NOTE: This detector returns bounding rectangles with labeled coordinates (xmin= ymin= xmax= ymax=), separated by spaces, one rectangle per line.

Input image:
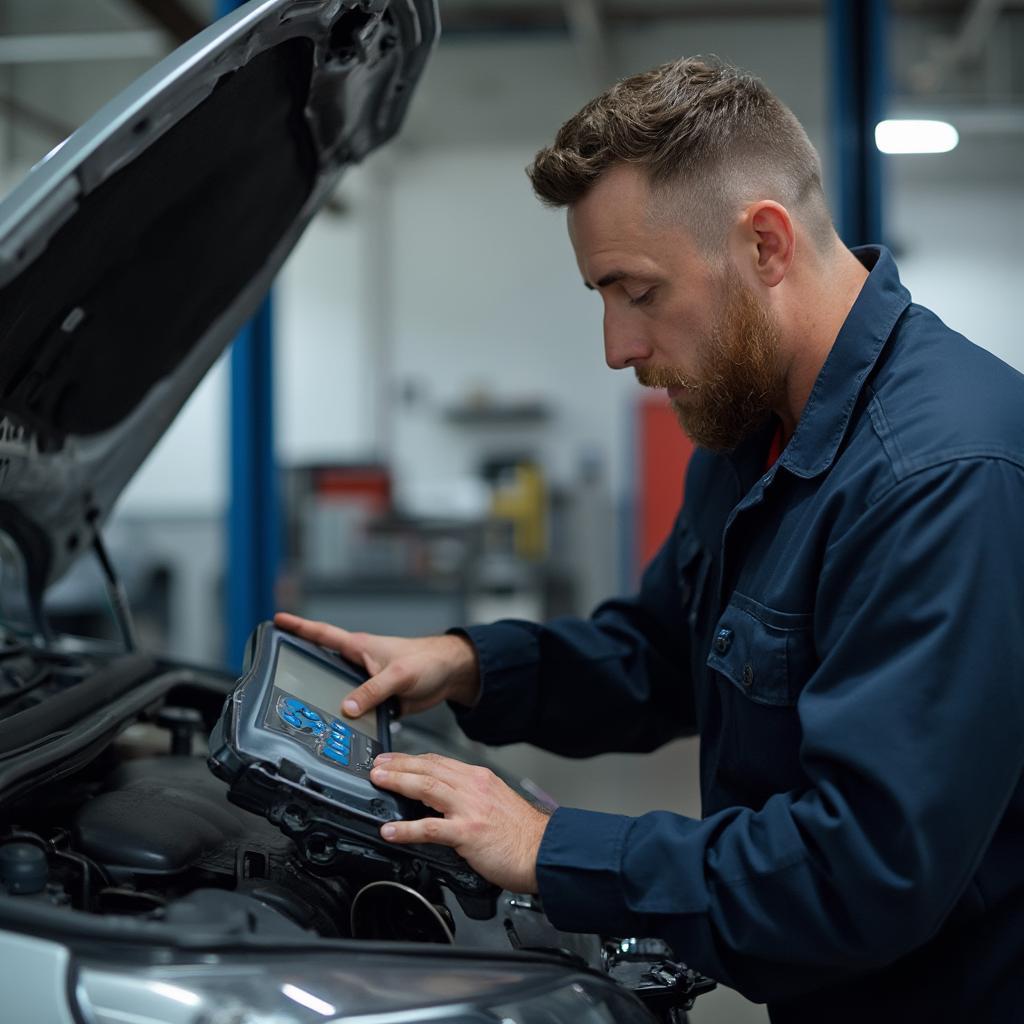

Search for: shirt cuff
xmin=445 ymin=622 xmax=540 ymax=745
xmin=535 ymin=806 xmax=645 ymax=936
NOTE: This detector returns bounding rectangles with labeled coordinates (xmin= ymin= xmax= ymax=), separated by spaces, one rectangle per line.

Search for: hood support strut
xmin=91 ymin=531 xmax=138 ymax=653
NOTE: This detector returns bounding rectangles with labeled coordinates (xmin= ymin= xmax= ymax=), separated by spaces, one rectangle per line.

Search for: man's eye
xmin=628 ymin=289 xmax=655 ymax=307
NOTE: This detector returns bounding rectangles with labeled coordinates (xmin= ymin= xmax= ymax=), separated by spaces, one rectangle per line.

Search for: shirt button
xmin=713 ymin=628 xmax=733 ymax=655
xmin=742 ymin=663 xmax=755 ymax=688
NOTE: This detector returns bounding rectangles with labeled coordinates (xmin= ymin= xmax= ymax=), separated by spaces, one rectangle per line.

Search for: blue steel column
xmin=219 ymin=0 xmax=280 ymax=667
xmin=829 ymin=0 xmax=888 ymax=247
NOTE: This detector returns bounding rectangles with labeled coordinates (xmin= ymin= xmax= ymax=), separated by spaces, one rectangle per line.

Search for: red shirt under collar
xmin=766 ymin=421 xmax=785 ymax=472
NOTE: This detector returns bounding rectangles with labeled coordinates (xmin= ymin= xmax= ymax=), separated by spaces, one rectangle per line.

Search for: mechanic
xmin=278 ymin=57 xmax=1024 ymax=1022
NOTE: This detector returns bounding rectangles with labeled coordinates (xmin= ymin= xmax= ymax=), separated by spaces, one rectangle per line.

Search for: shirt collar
xmin=774 ymin=244 xmax=912 ymax=480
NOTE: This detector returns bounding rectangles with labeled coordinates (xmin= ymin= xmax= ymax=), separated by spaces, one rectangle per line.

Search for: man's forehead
xmin=568 ymin=177 xmax=705 ymax=284
xmin=569 ymin=167 xmax=705 ymax=251
xmin=568 ymin=164 xmax=651 ymax=238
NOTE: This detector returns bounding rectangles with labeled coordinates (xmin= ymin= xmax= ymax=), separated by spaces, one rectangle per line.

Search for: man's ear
xmin=734 ymin=200 xmax=795 ymax=288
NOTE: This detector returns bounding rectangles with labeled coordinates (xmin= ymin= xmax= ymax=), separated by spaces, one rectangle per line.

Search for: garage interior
xmin=0 ymin=2 xmax=1021 ymax=1020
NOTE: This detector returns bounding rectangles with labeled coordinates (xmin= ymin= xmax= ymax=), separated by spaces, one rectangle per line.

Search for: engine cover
xmin=72 ymin=755 xmax=290 ymax=876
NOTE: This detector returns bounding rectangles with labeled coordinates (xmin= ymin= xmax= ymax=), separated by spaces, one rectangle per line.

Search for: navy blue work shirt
xmin=454 ymin=247 xmax=1024 ymax=1022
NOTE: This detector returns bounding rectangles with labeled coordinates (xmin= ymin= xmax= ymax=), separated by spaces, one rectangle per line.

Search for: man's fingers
xmin=274 ymin=612 xmax=353 ymax=652
xmin=274 ymin=612 xmax=338 ymax=642
xmin=274 ymin=613 xmax=377 ymax=672
xmin=342 ymin=661 xmax=413 ymax=717
xmin=274 ymin=614 xmax=419 ymax=719
xmin=370 ymin=763 xmax=457 ymax=812
xmin=372 ymin=749 xmax=460 ymax=778
xmin=371 ymin=752 xmax=470 ymax=789
xmin=379 ymin=815 xmax=457 ymax=847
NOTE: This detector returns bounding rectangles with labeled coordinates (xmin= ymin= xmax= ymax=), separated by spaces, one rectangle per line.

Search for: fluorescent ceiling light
xmin=875 ymin=119 xmax=959 ymax=154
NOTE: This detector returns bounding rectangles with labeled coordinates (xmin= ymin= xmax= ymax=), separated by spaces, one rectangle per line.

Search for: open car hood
xmin=0 ymin=0 xmax=437 ymax=613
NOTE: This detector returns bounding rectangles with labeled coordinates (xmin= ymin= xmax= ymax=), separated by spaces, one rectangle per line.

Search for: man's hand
xmin=273 ymin=612 xmax=480 ymax=719
xmin=370 ymin=752 xmax=550 ymax=894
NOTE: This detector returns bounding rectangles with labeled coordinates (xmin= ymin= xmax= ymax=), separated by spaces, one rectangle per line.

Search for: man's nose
xmin=603 ymin=309 xmax=653 ymax=369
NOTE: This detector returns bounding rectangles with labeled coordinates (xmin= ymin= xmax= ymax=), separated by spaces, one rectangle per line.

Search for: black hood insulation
xmin=0 ymin=39 xmax=317 ymax=445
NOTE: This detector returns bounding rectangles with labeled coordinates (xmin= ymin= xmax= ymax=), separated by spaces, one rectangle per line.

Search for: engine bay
xmin=0 ymin=645 xmax=714 ymax=1019
xmin=0 ymin=645 xmax=599 ymax=953
xmin=0 ymin=660 xmax=538 ymax=946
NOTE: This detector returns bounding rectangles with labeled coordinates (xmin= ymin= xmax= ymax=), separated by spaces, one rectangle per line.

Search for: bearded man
xmin=278 ymin=58 xmax=1024 ymax=1023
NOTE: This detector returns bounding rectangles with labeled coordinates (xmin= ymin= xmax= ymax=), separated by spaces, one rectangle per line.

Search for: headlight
xmin=75 ymin=951 xmax=655 ymax=1024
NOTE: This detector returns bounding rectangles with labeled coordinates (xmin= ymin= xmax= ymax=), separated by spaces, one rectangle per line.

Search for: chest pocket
xmin=705 ymin=593 xmax=817 ymax=801
xmin=706 ymin=592 xmax=816 ymax=706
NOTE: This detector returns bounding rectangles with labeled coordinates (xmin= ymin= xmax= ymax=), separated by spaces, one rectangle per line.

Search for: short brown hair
xmin=528 ymin=57 xmax=835 ymax=254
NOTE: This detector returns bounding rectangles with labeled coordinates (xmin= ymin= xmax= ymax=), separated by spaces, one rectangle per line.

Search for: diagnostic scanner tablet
xmin=208 ymin=622 xmax=497 ymax=918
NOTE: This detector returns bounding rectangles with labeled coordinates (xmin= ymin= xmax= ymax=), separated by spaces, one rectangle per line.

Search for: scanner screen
xmin=273 ymin=643 xmax=379 ymax=741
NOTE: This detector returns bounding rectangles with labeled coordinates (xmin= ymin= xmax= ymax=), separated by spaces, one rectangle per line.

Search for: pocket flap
xmin=706 ymin=593 xmax=814 ymax=707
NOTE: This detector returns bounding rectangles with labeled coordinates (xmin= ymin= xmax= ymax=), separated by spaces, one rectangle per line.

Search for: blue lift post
xmin=218 ymin=0 xmax=281 ymax=668
xmin=829 ymin=0 xmax=888 ymax=247
xmin=226 ymin=297 xmax=280 ymax=670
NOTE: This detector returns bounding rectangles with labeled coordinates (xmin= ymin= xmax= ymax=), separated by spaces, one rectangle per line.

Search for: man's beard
xmin=635 ymin=269 xmax=787 ymax=453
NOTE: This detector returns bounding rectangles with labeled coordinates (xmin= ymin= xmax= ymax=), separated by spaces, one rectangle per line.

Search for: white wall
xmin=118 ymin=356 xmax=229 ymax=514
xmin=275 ymin=165 xmax=381 ymax=465
xmin=890 ymin=182 xmax=1024 ymax=373
xmin=388 ymin=144 xmax=630 ymax=500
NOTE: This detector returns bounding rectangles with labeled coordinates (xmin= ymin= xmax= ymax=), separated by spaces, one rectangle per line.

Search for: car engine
xmin=0 ymin=645 xmax=714 ymax=1020
xmin=0 ymin=643 xmax=581 ymax=947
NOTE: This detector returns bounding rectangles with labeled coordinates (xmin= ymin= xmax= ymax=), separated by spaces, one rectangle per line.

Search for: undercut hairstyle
xmin=528 ymin=56 xmax=836 ymax=257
